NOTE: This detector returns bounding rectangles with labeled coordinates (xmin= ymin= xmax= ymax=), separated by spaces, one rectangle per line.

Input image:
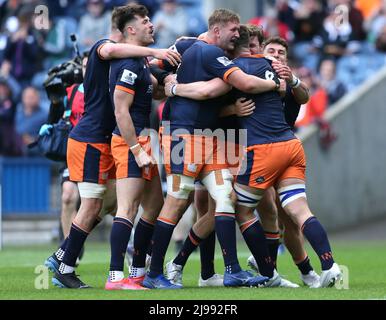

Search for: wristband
xmin=290 ymin=76 xmax=301 ymax=88
xmin=171 ymin=84 xmax=177 ymax=96
xmin=130 ymin=143 xmax=140 ymax=151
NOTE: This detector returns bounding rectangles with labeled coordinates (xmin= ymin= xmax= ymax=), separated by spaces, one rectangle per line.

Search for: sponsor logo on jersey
xmin=217 ymin=56 xmax=234 ymax=67
xmin=255 ymin=176 xmax=265 ymax=184
xmin=121 ymin=69 xmax=138 ymax=85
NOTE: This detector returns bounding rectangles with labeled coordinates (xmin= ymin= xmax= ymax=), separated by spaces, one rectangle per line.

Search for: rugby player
xmin=105 ymin=4 xmax=164 ymax=290
xmin=247 ymin=36 xmax=321 ymax=288
xmin=43 ymin=53 xmax=89 ymax=272
xmin=143 ymin=9 xmax=281 ymax=289
xmin=51 ymin=4 xmax=180 ymax=289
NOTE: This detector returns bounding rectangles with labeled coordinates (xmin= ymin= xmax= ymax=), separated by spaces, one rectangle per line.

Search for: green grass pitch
xmin=0 ymin=241 xmax=385 ymax=300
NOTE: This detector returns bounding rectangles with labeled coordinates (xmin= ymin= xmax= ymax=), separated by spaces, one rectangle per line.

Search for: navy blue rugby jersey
xmin=169 ymin=40 xmax=240 ymax=133
xmin=283 ymin=86 xmax=301 ymax=130
xmin=161 ymin=38 xmax=198 ymax=73
xmin=70 ymin=39 xmax=116 ymax=143
xmin=160 ymin=38 xmax=198 ymax=123
xmin=232 ymin=55 xmax=295 ymax=146
xmin=110 ymin=57 xmax=153 ymax=136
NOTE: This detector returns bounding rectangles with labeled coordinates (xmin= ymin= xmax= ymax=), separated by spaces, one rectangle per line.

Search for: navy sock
xmin=302 ymin=216 xmax=334 ymax=270
xmin=132 ymin=218 xmax=154 ymax=268
xmin=148 ymin=218 xmax=176 ymax=278
xmin=241 ymin=219 xmax=274 ymax=278
xmin=173 ymin=229 xmax=202 ymax=267
xmin=147 ymin=241 xmax=153 ymax=257
xmin=62 ymin=223 xmax=89 ymax=268
xmin=109 ymin=217 xmax=133 ymax=271
xmin=59 ymin=238 xmax=68 ymax=251
xmin=57 ymin=218 xmax=99 ymax=258
xmin=264 ymin=231 xmax=281 ymax=268
xmin=215 ymin=215 xmax=241 ymax=274
xmin=200 ymin=231 xmax=216 ymax=280
xmin=296 ymin=256 xmax=313 ymax=275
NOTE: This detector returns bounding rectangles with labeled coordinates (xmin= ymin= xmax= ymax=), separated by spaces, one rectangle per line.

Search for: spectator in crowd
xmin=249 ymin=6 xmax=293 ymax=42
xmin=0 ymin=76 xmax=21 ymax=155
xmin=312 ymin=6 xmax=353 ymax=63
xmin=342 ymin=0 xmax=367 ymax=41
xmin=318 ymin=58 xmax=347 ymax=105
xmin=15 ymin=86 xmax=47 ymax=155
xmin=291 ymin=0 xmax=327 ymax=70
xmin=0 ymin=0 xmax=22 ymax=32
xmin=276 ymin=0 xmax=296 ymax=31
xmin=138 ymin=0 xmax=160 ymax=19
xmin=152 ymin=0 xmax=188 ymax=48
xmin=293 ymin=0 xmax=326 ymax=43
xmin=375 ymin=23 xmax=386 ymax=52
xmin=295 ymin=67 xmax=328 ymax=130
xmin=45 ymin=0 xmax=81 ymax=19
xmin=0 ymin=6 xmax=41 ymax=89
xmin=38 ymin=15 xmax=73 ymax=70
xmin=78 ymin=0 xmax=111 ymax=51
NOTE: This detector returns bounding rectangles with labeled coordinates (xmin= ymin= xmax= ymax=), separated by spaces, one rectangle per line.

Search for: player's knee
xmin=277 ymin=184 xmax=306 ymax=208
xmin=234 ymin=183 xmax=262 ymax=209
xmin=166 ymin=174 xmax=195 ymax=200
xmin=78 ymin=182 xmax=107 ymax=199
xmin=201 ymin=169 xmax=235 ymax=213
xmin=61 ymin=190 xmax=77 ymax=206
xmin=126 ymin=200 xmax=141 ymax=219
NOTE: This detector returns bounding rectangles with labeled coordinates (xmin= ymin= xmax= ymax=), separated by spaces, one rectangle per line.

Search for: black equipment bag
xmin=30 ymin=85 xmax=79 ymax=161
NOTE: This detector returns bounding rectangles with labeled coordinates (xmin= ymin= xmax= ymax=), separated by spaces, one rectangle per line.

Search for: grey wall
xmin=299 ymin=67 xmax=386 ymax=230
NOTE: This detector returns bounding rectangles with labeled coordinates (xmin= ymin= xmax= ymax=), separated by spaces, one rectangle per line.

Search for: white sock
xmin=55 ymin=248 xmax=65 ymax=261
xmin=130 ymin=267 xmax=146 ymax=278
xmin=109 ymin=271 xmax=124 ymax=282
xmin=59 ymin=262 xmax=74 ymax=274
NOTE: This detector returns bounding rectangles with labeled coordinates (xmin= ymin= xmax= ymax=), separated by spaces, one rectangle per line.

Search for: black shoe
xmin=52 ymin=271 xmax=91 ymax=289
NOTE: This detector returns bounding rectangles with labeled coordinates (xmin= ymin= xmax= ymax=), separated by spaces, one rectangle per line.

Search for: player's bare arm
xmin=227 ymin=69 xmax=280 ymax=94
xmin=98 ymin=43 xmax=181 ymax=66
xmin=113 ymin=89 xmax=155 ymax=167
xmin=165 ymin=78 xmax=231 ymax=100
xmin=151 ymin=74 xmax=167 ymax=100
